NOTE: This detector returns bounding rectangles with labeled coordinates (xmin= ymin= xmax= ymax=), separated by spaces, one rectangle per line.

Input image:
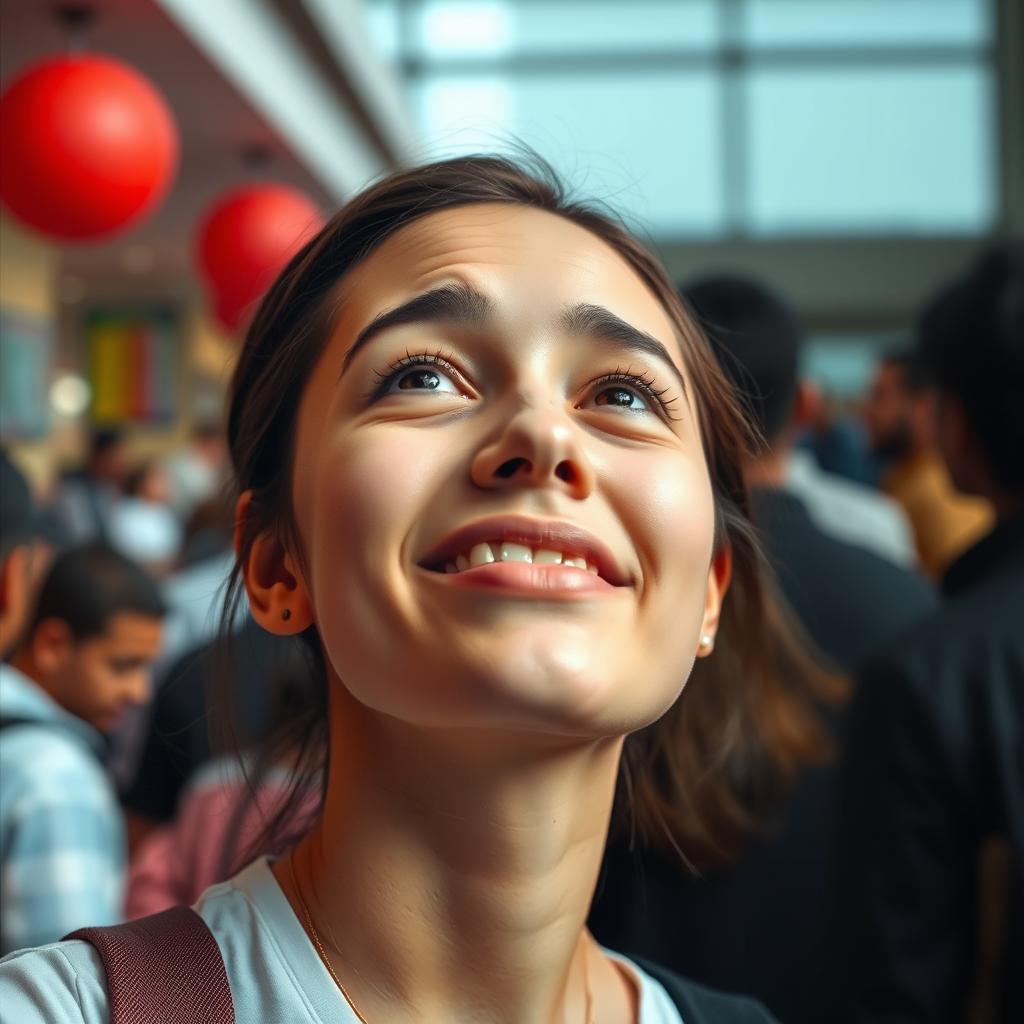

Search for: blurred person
xmin=121 ymin=617 xmax=299 ymax=853
xmin=179 ymin=489 xmax=235 ymax=568
xmin=163 ymin=419 xmax=227 ymax=522
xmin=786 ymin=445 xmax=917 ymax=567
xmin=819 ymin=242 xmax=1024 ymax=1024
xmin=49 ymin=428 xmax=127 ymax=544
xmin=105 ymin=491 xmax=241 ymax=797
xmin=801 ymin=400 xmax=880 ymax=487
xmin=108 ymin=461 xmax=183 ymax=577
xmin=0 ymin=450 xmax=40 ymax=661
xmin=126 ymin=653 xmax=320 ymax=917
xmin=786 ymin=384 xmax=917 ymax=568
xmin=863 ymin=349 xmax=992 ymax=577
xmin=683 ymin=275 xmax=937 ymax=671
xmin=0 ymin=544 xmax=166 ymax=953
xmin=590 ymin=274 xmax=937 ymax=1024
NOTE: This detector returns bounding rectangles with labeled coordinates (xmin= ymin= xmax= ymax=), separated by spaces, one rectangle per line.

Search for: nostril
xmin=555 ymin=461 xmax=574 ymax=483
xmin=495 ymin=457 xmax=527 ymax=479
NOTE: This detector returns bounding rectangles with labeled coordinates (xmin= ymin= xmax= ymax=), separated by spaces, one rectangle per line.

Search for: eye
xmin=387 ymin=366 xmax=460 ymax=395
xmin=371 ymin=350 xmax=465 ymax=400
xmin=593 ymin=383 xmax=650 ymax=412
xmin=583 ymin=370 xmax=678 ymax=419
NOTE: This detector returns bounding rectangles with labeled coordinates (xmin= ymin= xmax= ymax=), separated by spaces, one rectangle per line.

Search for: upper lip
xmin=417 ymin=515 xmax=632 ymax=586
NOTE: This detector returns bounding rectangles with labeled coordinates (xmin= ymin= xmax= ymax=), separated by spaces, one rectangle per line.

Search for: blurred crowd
xmin=1 ymin=241 xmax=1021 ymax=1023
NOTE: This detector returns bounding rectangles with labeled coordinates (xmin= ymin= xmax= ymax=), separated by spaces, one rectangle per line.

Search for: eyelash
xmin=592 ymin=366 xmax=681 ymax=420
xmin=368 ymin=349 xmax=680 ymax=420
xmin=367 ymin=348 xmax=460 ymax=402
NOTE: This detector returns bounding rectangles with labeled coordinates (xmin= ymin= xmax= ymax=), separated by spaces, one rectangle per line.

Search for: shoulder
xmin=0 ymin=940 xmax=109 ymax=1023
xmin=628 ymin=957 xmax=778 ymax=1023
xmin=1 ymin=725 xmax=110 ymax=804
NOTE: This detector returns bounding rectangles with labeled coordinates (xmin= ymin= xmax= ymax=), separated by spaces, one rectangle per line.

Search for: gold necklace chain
xmin=287 ymin=854 xmax=595 ymax=1024
xmin=289 ymin=854 xmax=370 ymax=1023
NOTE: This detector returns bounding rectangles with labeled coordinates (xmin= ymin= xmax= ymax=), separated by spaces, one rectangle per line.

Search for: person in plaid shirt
xmin=0 ymin=541 xmax=166 ymax=953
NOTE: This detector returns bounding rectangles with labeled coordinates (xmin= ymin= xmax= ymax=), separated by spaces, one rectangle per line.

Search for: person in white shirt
xmin=0 ymin=156 xmax=787 ymax=1023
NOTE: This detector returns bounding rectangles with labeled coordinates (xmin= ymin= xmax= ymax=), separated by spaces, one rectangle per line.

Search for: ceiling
xmin=0 ymin=0 xmax=336 ymax=297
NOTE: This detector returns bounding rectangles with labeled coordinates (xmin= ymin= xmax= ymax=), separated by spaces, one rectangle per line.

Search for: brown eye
xmin=381 ymin=363 xmax=460 ymax=396
xmin=595 ymin=386 xmax=644 ymax=409
xmin=398 ymin=370 xmax=442 ymax=390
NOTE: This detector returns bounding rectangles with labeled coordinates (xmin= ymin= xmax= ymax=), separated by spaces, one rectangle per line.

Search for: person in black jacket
xmin=590 ymin=275 xmax=937 ymax=1024
xmin=818 ymin=242 xmax=1024 ymax=1023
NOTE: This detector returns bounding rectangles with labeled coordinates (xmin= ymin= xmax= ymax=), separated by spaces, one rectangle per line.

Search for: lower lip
xmin=423 ymin=561 xmax=619 ymax=596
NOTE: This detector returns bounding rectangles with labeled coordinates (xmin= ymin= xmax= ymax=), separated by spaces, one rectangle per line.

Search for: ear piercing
xmin=282 ymin=609 xmax=292 ymax=621
xmin=699 ymin=633 xmax=713 ymax=650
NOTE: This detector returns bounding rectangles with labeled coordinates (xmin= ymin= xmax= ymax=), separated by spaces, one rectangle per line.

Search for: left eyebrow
xmin=340 ymin=282 xmax=494 ymax=378
xmin=561 ymin=303 xmax=688 ymax=398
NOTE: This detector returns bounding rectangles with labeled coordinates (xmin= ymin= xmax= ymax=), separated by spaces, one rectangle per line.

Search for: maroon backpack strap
xmin=64 ymin=906 xmax=234 ymax=1024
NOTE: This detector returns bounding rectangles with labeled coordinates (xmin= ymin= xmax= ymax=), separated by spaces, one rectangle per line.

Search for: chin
xmin=459 ymin=646 xmax=682 ymax=739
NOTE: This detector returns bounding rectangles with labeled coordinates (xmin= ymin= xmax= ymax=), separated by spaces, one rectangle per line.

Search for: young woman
xmin=0 ymin=156 xmax=828 ymax=1022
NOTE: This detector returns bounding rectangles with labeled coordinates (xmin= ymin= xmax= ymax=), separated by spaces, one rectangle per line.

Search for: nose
xmin=469 ymin=403 xmax=596 ymax=500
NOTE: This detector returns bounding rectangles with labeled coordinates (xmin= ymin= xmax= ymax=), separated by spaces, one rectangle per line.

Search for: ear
xmin=31 ymin=617 xmax=75 ymax=676
xmin=234 ymin=490 xmax=315 ymax=636
xmin=697 ymin=544 xmax=732 ymax=658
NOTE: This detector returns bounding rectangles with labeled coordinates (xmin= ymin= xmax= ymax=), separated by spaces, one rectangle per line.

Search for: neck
xmin=277 ymin=687 xmax=629 ymax=1024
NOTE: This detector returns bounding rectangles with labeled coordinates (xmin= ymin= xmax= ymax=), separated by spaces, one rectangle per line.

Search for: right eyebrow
xmin=339 ymin=282 xmax=495 ymax=378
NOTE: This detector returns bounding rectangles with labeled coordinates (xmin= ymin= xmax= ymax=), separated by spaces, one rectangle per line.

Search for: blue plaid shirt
xmin=0 ymin=664 xmax=125 ymax=954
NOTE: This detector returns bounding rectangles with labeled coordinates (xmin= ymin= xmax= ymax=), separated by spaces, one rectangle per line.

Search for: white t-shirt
xmin=0 ymin=857 xmax=683 ymax=1023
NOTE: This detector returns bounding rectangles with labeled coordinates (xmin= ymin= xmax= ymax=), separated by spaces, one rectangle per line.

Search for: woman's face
xmin=284 ymin=203 xmax=724 ymax=738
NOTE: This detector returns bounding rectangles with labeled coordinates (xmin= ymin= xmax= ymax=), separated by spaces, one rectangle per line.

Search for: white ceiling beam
xmin=154 ymin=0 xmax=387 ymax=199
xmin=300 ymin=0 xmax=416 ymax=163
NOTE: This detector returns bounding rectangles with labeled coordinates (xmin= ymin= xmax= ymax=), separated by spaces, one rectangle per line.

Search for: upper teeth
xmin=443 ymin=542 xmax=599 ymax=576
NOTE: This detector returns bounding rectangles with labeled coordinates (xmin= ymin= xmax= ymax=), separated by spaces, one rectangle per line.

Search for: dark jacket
xmin=818 ymin=513 xmax=1024 ymax=1023
xmin=641 ymin=959 xmax=778 ymax=1022
xmin=750 ymin=488 xmax=938 ymax=672
xmin=589 ymin=487 xmax=937 ymax=1024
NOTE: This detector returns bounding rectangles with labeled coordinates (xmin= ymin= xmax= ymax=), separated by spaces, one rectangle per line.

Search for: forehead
xmin=93 ymin=613 xmax=163 ymax=649
xmin=339 ymin=203 xmax=679 ymax=346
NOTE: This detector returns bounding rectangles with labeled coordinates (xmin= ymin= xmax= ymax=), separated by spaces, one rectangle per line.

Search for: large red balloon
xmin=198 ymin=184 xmax=324 ymax=333
xmin=0 ymin=54 xmax=178 ymax=241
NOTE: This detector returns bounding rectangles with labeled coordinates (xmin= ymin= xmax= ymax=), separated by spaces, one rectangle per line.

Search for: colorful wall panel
xmin=87 ymin=309 xmax=178 ymax=424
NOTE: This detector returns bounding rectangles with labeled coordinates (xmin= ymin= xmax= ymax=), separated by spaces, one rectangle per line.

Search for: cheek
xmin=304 ymin=428 xmax=453 ymax=665
xmin=620 ymin=449 xmax=716 ymax=660
xmin=618 ymin=448 xmax=716 ymax=585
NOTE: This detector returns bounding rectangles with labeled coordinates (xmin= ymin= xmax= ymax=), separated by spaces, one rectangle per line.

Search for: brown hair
xmin=219 ymin=153 xmax=843 ymax=869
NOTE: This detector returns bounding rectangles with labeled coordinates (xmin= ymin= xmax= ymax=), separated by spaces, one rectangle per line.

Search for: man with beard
xmin=862 ymin=350 xmax=990 ymax=578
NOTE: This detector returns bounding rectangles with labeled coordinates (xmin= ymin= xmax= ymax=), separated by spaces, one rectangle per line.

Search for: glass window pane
xmin=742 ymin=0 xmax=993 ymax=49
xmin=745 ymin=65 xmax=996 ymax=235
xmin=362 ymin=0 xmax=402 ymax=63
xmin=409 ymin=0 xmax=719 ymax=58
xmin=411 ymin=71 xmax=724 ymax=236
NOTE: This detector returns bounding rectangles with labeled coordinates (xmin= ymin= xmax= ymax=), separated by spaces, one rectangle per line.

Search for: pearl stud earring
xmin=699 ymin=633 xmax=713 ymax=650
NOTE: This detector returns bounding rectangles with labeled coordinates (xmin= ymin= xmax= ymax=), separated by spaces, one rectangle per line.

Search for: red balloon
xmin=198 ymin=184 xmax=324 ymax=333
xmin=211 ymin=286 xmax=252 ymax=334
xmin=0 ymin=54 xmax=178 ymax=241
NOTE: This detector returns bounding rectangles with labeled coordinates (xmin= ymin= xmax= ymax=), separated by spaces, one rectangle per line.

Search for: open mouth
xmin=426 ymin=540 xmax=602 ymax=577
xmin=417 ymin=516 xmax=631 ymax=588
